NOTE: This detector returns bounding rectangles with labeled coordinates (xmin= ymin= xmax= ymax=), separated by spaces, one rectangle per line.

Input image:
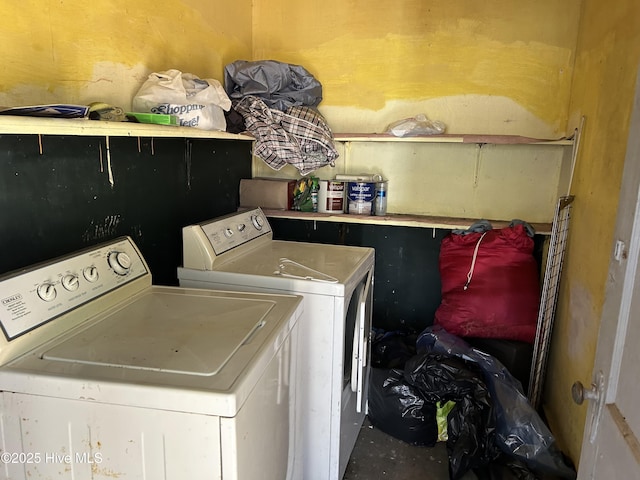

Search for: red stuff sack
xmin=434 ymin=223 xmax=540 ymax=343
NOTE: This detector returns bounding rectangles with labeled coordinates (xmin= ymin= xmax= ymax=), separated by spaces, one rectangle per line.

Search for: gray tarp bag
xmin=224 ymin=60 xmax=323 ymax=111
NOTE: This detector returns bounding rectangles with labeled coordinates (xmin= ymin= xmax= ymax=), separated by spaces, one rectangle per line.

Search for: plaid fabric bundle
xmin=234 ymin=95 xmax=338 ymax=175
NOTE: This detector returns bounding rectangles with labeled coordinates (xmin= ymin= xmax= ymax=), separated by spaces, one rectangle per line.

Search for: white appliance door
xmin=339 ymin=268 xmax=373 ymax=480
xmin=350 ymin=270 xmax=373 ymax=413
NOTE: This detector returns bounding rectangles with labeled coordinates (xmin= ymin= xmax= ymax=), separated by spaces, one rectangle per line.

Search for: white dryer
xmin=0 ymin=236 xmax=302 ymax=480
xmin=177 ymin=208 xmax=375 ymax=480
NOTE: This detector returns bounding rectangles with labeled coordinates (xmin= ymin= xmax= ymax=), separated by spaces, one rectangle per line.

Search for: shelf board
xmin=0 ymin=116 xmax=571 ymax=146
xmin=0 ymin=115 xmax=254 ymax=140
xmin=262 ymin=209 xmax=552 ymax=235
xmin=333 ymin=133 xmax=573 ymax=146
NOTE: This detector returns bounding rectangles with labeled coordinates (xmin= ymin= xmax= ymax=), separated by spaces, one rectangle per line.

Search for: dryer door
xmin=345 ymin=270 xmax=373 ymax=413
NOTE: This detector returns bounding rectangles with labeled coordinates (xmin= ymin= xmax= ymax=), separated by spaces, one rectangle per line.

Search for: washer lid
xmin=0 ymin=287 xmax=302 ymax=416
xmin=191 ymin=240 xmax=375 ymax=296
xmin=42 ymin=291 xmax=273 ymax=376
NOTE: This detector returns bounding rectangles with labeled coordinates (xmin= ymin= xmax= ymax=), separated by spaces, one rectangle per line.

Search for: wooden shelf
xmin=262 ymin=209 xmax=552 ymax=235
xmin=333 ymin=133 xmax=573 ymax=145
xmin=0 ymin=116 xmax=254 ymax=140
xmin=0 ymin=117 xmax=570 ymax=145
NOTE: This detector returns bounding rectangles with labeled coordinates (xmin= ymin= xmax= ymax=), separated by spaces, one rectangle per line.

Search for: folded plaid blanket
xmin=234 ymin=95 xmax=338 ymax=175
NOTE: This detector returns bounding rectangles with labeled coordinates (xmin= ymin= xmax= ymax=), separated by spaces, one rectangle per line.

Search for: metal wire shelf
xmin=528 ymin=195 xmax=575 ymax=410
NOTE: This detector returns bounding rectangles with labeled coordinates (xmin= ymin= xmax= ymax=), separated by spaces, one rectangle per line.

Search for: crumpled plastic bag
xmin=384 ymin=113 xmax=446 ymax=137
xmin=371 ymin=328 xmax=418 ymax=369
xmin=132 ymin=69 xmax=231 ymax=131
xmin=405 ymin=353 xmax=500 ymax=479
xmin=416 ymin=326 xmax=577 ymax=480
xmin=367 ymin=368 xmax=439 ymax=447
xmin=436 ymin=400 xmax=456 ymax=441
xmin=224 ymin=60 xmax=323 ymax=111
xmin=292 ymin=177 xmax=318 ymax=211
xmin=474 ymin=453 xmax=542 ymax=480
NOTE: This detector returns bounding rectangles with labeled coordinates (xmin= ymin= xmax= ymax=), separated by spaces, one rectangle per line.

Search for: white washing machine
xmin=177 ymin=208 xmax=375 ymax=480
xmin=0 ymin=236 xmax=302 ymax=480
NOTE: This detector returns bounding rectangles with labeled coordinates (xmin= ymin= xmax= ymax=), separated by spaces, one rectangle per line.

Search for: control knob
xmin=251 ymin=214 xmax=264 ymax=230
xmin=37 ymin=282 xmax=57 ymax=302
xmin=61 ymin=274 xmax=80 ymax=291
xmin=108 ymin=251 xmax=132 ymax=276
xmin=83 ymin=266 xmax=99 ymax=283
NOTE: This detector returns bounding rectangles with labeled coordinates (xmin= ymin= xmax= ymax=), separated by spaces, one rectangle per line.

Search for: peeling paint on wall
xmin=0 ymin=0 xmax=252 ymax=110
xmin=253 ymin=0 xmax=580 ymax=137
xmin=319 ymin=95 xmax=561 ymax=138
xmin=544 ymin=0 xmax=640 ymax=464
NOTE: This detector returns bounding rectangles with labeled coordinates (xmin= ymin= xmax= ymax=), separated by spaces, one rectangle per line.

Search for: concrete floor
xmin=343 ymin=418 xmax=477 ymax=480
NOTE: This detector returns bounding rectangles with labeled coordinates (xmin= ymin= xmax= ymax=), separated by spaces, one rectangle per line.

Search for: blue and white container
xmin=347 ymin=182 xmax=376 ymax=215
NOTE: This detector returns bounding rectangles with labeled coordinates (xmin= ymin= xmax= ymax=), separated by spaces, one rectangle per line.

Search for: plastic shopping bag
xmin=384 ymin=114 xmax=446 ymax=137
xmin=132 ymin=69 xmax=232 ymax=131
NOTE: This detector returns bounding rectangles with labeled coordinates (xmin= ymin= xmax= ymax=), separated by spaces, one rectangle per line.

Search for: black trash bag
xmin=367 ymin=368 xmax=438 ymax=447
xmin=473 ymin=453 xmax=540 ymax=480
xmin=404 ymin=353 xmax=501 ymax=480
xmin=224 ymin=60 xmax=323 ymax=111
xmin=416 ymin=326 xmax=577 ymax=480
xmin=371 ymin=328 xmax=418 ymax=369
xmin=447 ymin=396 xmax=499 ymax=480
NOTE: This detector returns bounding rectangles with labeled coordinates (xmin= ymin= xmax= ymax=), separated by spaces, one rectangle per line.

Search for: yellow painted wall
xmin=251 ymin=0 xmax=580 ymax=223
xmin=253 ymin=140 xmax=572 ymax=222
xmin=542 ymin=0 xmax=640 ymax=463
xmin=253 ymin=0 xmax=581 ymax=138
xmin=0 ymin=0 xmax=252 ymax=110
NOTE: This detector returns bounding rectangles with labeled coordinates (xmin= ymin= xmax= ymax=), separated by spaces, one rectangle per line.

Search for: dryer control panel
xmin=182 ymin=208 xmax=273 ymax=270
xmin=0 ymin=237 xmax=149 ymax=345
xmin=200 ymin=208 xmax=272 ymax=255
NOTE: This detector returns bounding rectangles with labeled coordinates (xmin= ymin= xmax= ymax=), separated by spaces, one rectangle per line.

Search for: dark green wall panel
xmin=0 ymin=134 xmax=252 ymax=285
